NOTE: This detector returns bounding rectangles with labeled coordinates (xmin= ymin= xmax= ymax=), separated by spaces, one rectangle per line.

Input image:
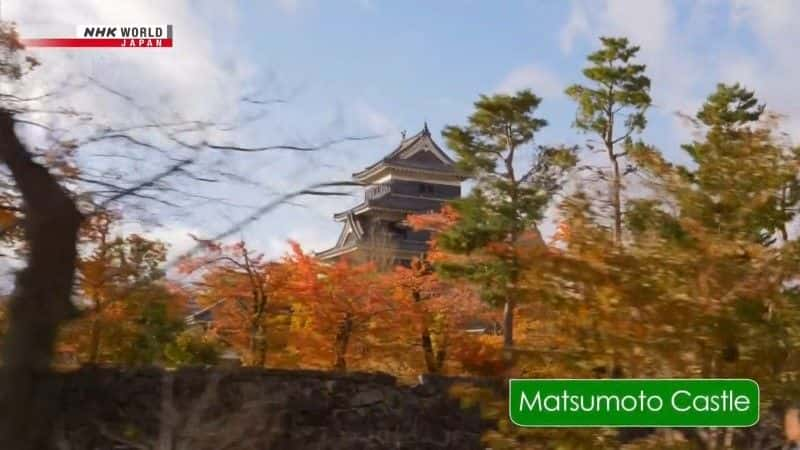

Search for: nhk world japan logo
xmin=20 ymin=24 xmax=173 ymax=48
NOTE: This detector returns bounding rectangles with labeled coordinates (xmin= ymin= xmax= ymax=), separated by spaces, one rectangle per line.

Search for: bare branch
xmin=166 ymin=181 xmax=362 ymax=268
xmin=97 ymin=158 xmax=193 ymax=208
xmin=203 ymin=135 xmax=379 ymax=153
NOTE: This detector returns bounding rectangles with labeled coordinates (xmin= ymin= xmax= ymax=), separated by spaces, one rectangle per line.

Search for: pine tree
xmin=696 ymin=82 xmax=764 ymax=129
xmin=434 ymin=90 xmax=575 ymax=359
xmin=672 ymin=82 xmax=799 ymax=244
xmin=566 ymin=36 xmax=651 ymax=243
xmin=618 ymin=84 xmax=800 ymax=448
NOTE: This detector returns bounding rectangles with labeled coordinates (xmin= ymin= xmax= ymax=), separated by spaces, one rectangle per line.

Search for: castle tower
xmin=316 ymin=124 xmax=467 ymax=266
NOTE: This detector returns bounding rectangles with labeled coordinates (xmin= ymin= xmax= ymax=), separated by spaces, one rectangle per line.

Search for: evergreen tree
xmin=696 ymin=82 xmax=764 ymax=129
xmin=466 ymin=83 xmax=800 ymax=450
xmin=435 ymin=90 xmax=575 ymax=357
xmin=671 ymin=82 xmax=799 ymax=244
xmin=566 ymin=36 xmax=651 ymax=243
xmin=619 ymin=84 xmax=800 ymax=448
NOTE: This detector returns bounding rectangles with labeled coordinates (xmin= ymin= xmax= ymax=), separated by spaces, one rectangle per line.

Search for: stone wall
xmin=51 ymin=367 xmax=491 ymax=449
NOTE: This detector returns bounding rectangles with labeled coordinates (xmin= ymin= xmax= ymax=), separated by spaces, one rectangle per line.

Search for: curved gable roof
xmin=353 ymin=124 xmax=462 ymax=181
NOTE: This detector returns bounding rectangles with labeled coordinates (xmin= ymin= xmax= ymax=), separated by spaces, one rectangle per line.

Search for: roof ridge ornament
xmin=422 ymin=121 xmax=430 ymax=135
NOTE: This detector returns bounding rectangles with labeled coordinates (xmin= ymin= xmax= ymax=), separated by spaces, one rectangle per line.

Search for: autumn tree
xmin=677 ymin=82 xmax=799 ymax=243
xmin=0 ymin=21 xmax=85 ymax=450
xmin=626 ymin=84 xmax=800 ymax=366
xmin=61 ymin=279 xmax=187 ymax=366
xmin=180 ymin=239 xmax=292 ymax=367
xmin=391 ymin=259 xmax=445 ymax=373
xmin=0 ymin=18 xmax=374 ymax=449
xmin=286 ymin=244 xmax=396 ymax=371
xmin=622 ymin=83 xmax=800 ymax=449
xmin=388 ymin=257 xmax=489 ymax=375
xmin=566 ymin=36 xmax=651 ymax=243
xmin=432 ymin=89 xmax=575 ymax=359
xmin=162 ymin=328 xmax=222 ymax=366
xmin=62 ymin=211 xmax=175 ymax=364
xmin=514 ymin=84 xmax=800 ymax=449
xmin=443 ymin=76 xmax=800 ymax=449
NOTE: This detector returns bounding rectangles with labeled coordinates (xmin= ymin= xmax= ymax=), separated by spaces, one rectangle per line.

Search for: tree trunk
xmin=333 ymin=317 xmax=352 ymax=371
xmin=250 ymin=325 xmax=267 ymax=367
xmin=435 ymin=332 xmax=447 ymax=371
xmin=0 ymin=110 xmax=82 ymax=450
xmin=610 ymin=152 xmax=623 ymax=244
xmin=413 ymin=286 xmax=443 ymax=374
xmin=502 ymin=296 xmax=515 ymax=361
xmin=88 ymin=316 xmax=101 ymax=364
xmin=421 ymin=327 xmax=439 ymax=373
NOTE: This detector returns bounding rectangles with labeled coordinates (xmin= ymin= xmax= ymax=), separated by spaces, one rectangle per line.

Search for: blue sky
xmin=6 ymin=0 xmax=800 ymax=262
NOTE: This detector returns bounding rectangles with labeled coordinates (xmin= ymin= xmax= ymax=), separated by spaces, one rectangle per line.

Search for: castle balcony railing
xmin=365 ymin=183 xmax=391 ymax=201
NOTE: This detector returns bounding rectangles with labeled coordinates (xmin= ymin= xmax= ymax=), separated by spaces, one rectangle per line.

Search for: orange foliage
xmin=179 ymin=239 xmax=292 ymax=367
xmin=388 ymin=259 xmax=495 ymax=374
xmin=406 ymin=204 xmax=460 ymax=232
xmin=407 ymin=205 xmax=461 ymax=265
xmin=59 ymin=211 xmax=175 ymax=365
xmin=451 ymin=334 xmax=506 ymax=376
xmin=284 ymin=242 xmax=397 ymax=371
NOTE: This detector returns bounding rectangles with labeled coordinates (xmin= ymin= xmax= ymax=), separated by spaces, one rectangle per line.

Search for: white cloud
xmin=271 ymin=0 xmax=371 ymax=14
xmin=2 ymin=1 xmax=255 ymax=170
xmin=717 ymin=53 xmax=759 ymax=88
xmin=557 ymin=0 xmax=703 ymax=144
xmin=496 ymin=65 xmax=563 ymax=97
xmin=731 ymin=0 xmax=798 ymax=46
xmin=560 ymin=0 xmax=674 ymax=55
xmin=266 ymin=227 xmax=332 ymax=258
xmin=352 ymin=101 xmax=398 ymax=137
xmin=602 ymin=0 xmax=674 ymax=52
xmin=0 ymin=1 xmax=286 ymax=263
xmin=557 ymin=0 xmax=800 ymax=151
xmin=147 ymin=226 xmax=203 ymax=262
xmin=726 ymin=0 xmax=800 ymax=139
xmin=5 ymin=0 xmax=252 ymax=129
xmin=115 ymin=221 xmax=201 ymax=262
xmin=275 ymin=0 xmax=301 ymax=14
xmin=560 ymin=2 xmax=590 ymax=53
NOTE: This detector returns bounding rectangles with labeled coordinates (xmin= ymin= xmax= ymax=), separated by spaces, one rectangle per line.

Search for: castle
xmin=316 ymin=124 xmax=467 ymax=266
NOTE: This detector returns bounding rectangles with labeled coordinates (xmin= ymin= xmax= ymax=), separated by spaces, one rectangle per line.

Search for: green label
xmin=509 ymin=379 xmax=759 ymax=427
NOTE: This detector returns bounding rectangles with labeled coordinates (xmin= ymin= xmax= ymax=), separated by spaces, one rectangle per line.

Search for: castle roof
xmin=352 ymin=124 xmax=467 ymax=183
xmin=315 ymin=123 xmax=465 ymax=263
xmin=333 ymin=194 xmax=445 ymax=221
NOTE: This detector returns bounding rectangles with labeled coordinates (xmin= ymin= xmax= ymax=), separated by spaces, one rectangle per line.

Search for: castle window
xmin=418 ymin=183 xmax=434 ymax=194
